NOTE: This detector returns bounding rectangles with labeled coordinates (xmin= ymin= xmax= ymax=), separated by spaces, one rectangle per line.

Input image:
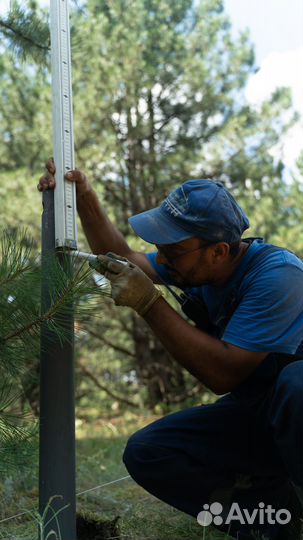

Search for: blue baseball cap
xmin=128 ymin=179 xmax=250 ymax=245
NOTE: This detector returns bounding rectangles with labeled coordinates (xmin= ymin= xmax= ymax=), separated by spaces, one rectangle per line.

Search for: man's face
xmin=155 ymin=237 xmax=216 ymax=287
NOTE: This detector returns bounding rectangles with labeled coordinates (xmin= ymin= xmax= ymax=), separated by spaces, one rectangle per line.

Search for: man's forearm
xmin=76 ymin=187 xmax=131 ymax=256
xmin=143 ymin=297 xmax=263 ymax=394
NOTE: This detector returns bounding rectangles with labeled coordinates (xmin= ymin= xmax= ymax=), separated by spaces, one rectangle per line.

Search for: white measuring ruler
xmin=50 ymin=0 xmax=77 ymax=249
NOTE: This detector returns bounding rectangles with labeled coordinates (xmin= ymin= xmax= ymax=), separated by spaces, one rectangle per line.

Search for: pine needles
xmin=0 ymin=1 xmax=50 ymax=64
xmin=0 ymin=228 xmax=109 ymax=473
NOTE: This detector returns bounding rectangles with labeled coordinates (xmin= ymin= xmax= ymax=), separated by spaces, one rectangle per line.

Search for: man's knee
xmin=274 ymin=361 xmax=303 ymax=404
xmin=122 ymin=430 xmax=145 ymax=479
xmin=269 ymin=360 xmax=303 ymax=485
xmin=123 ymin=425 xmax=183 ymax=492
xmin=123 ymin=428 xmax=162 ymax=482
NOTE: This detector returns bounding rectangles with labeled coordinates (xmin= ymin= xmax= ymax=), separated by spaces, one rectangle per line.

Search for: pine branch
xmin=84 ymin=327 xmax=135 ymax=358
xmin=2 ymin=257 xmax=107 ymax=346
xmin=0 ymin=429 xmax=37 ymax=473
xmin=0 ymin=3 xmax=50 ymax=64
xmin=0 ymin=230 xmax=110 ymax=471
xmin=0 ymin=376 xmax=38 ymax=473
xmin=0 ymin=229 xmax=35 ymax=287
xmin=79 ymin=362 xmax=139 ymax=409
xmin=0 ymin=19 xmax=49 ymax=52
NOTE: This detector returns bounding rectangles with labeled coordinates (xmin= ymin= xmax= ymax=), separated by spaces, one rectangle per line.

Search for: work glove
xmin=93 ymin=253 xmax=162 ymax=316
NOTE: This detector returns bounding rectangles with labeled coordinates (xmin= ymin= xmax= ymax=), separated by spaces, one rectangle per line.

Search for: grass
xmin=0 ymin=411 xmax=234 ymax=540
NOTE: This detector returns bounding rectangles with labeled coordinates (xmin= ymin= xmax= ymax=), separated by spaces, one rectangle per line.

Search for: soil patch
xmin=77 ymin=513 xmax=123 ymax=540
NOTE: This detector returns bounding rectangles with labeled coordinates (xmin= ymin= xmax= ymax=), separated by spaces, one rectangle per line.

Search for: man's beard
xmin=165 ymin=265 xmax=210 ymax=287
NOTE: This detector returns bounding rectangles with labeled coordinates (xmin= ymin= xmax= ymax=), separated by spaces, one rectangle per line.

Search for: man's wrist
xmin=76 ymin=184 xmax=94 ymax=200
xmin=138 ymin=288 xmax=163 ymax=316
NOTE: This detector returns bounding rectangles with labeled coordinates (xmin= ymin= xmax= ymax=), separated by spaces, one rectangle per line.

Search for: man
xmin=38 ymin=160 xmax=303 ymax=539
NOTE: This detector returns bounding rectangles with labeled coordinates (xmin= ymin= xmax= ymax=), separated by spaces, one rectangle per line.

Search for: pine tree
xmin=0 ymin=0 xmax=82 ymax=64
xmin=0 ymin=1 xmax=49 ymax=64
xmin=1 ymin=0 xmax=300 ymax=410
xmin=0 ymin=228 xmax=107 ymax=472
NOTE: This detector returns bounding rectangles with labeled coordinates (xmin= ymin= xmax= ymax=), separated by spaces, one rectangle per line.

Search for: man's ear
xmin=212 ymin=242 xmax=230 ymax=260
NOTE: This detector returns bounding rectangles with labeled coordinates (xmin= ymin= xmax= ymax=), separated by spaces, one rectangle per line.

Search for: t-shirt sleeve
xmin=222 ymin=264 xmax=303 ymax=355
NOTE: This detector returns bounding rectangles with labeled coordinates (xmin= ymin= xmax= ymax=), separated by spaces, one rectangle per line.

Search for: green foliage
xmin=0 ymin=230 xmax=39 ymax=473
xmin=0 ymin=230 xmax=40 ymax=374
xmin=0 ymin=170 xmax=42 ymax=247
xmin=202 ymin=87 xmax=298 ymax=191
xmin=0 ymin=228 xmax=109 ymax=473
xmin=70 ymin=0 xmax=295 ymax=204
xmin=0 ymin=0 xmax=301 ymax=414
xmin=0 ymin=54 xmax=52 ymax=172
xmin=237 ymin=177 xmax=303 ymax=257
xmin=0 ymin=1 xmax=49 ymax=64
xmin=72 ymin=0 xmax=259 ymax=206
xmin=0 ymin=3 xmax=301 ymax=538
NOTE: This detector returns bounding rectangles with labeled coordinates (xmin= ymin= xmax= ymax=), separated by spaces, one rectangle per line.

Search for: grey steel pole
xmin=39 ymin=190 xmax=76 ymax=540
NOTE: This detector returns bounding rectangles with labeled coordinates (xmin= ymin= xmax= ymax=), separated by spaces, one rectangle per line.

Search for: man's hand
xmin=96 ymin=253 xmax=162 ymax=316
xmin=37 ymin=158 xmax=91 ymax=197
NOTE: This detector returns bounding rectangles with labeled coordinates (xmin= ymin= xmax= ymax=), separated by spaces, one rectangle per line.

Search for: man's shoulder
xmin=251 ymin=239 xmax=302 ymax=261
xmin=241 ymin=240 xmax=303 ymax=283
xmin=222 ymin=242 xmax=303 ymax=355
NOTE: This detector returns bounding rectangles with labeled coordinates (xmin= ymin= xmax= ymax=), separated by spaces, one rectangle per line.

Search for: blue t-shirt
xmin=146 ymin=239 xmax=303 ymax=356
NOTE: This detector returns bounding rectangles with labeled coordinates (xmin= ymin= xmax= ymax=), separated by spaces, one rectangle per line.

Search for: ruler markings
xmin=51 ymin=0 xmax=77 ymax=248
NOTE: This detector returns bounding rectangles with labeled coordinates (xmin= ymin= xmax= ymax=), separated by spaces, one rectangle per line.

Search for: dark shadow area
xmin=77 ymin=513 xmax=125 ymax=540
